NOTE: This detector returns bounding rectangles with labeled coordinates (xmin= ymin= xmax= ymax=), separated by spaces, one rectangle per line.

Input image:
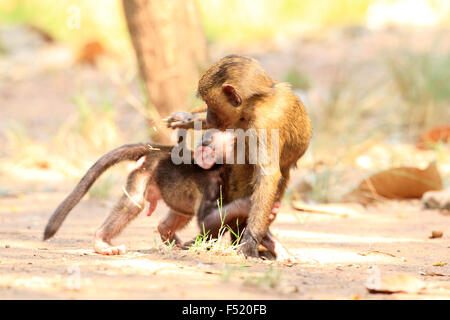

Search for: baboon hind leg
xmin=94 ymin=167 xmax=149 ymax=255
xmin=158 ymin=210 xmax=193 ymax=248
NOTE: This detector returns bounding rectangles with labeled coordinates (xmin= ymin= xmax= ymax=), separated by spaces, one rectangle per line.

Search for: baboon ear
xmin=222 ymin=84 xmax=242 ymax=107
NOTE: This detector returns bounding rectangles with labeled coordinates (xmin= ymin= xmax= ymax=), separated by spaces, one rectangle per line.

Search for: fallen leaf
xmin=345 ymin=162 xmax=443 ymax=204
xmin=34 ymin=160 xmax=50 ymax=169
xmin=417 ymin=125 xmax=450 ymax=149
xmin=366 ymin=274 xmax=426 ymax=294
xmin=433 ymin=261 xmax=447 ymax=267
xmin=77 ymin=41 xmax=106 ymax=65
xmin=429 ymin=230 xmax=443 ymax=239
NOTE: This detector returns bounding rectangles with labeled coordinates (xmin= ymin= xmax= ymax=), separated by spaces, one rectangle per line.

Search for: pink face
xmin=194 ymin=131 xmax=236 ymax=169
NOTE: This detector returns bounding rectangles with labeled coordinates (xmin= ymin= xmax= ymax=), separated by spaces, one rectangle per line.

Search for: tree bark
xmin=122 ymin=0 xmax=208 ymax=143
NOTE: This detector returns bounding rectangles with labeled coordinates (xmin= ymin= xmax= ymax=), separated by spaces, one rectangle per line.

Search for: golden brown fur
xmin=167 ymin=55 xmax=312 ymax=257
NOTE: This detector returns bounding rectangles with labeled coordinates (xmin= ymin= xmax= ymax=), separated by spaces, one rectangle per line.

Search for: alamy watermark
xmin=66 ymin=5 xmax=81 ymax=30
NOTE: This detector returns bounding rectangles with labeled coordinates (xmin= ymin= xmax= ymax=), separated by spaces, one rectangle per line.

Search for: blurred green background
xmin=1 ymin=0 xmax=448 ymax=54
xmin=0 ymin=0 xmax=449 ymax=202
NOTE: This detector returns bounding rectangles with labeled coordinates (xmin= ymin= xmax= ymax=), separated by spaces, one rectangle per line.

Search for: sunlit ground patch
xmin=290 ymin=247 xmax=397 ymax=264
xmin=276 ymin=230 xmax=421 ymax=244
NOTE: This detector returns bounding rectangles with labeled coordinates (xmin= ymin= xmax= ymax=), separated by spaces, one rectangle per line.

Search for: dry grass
xmin=188 ymin=188 xmax=242 ymax=257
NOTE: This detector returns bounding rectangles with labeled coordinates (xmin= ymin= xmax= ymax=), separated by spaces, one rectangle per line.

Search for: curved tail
xmin=43 ymin=143 xmax=168 ymax=240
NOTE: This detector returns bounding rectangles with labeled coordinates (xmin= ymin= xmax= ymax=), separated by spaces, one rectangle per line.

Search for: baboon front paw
xmin=182 ymin=239 xmax=195 ymax=249
xmin=258 ymin=250 xmax=277 ymax=261
xmin=164 ymin=111 xmax=196 ymax=129
xmin=94 ymin=239 xmax=127 ymax=255
xmin=238 ymin=234 xmax=259 ymax=258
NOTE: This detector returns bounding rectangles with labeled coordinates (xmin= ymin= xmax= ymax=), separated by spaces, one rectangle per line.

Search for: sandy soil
xmin=0 ymin=192 xmax=449 ymax=300
xmin=0 ymin=26 xmax=449 ymax=300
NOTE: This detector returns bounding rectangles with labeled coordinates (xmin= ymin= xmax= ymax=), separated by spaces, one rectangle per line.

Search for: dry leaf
xmin=34 ymin=160 xmax=50 ymax=169
xmin=429 ymin=230 xmax=443 ymax=239
xmin=417 ymin=125 xmax=450 ymax=149
xmin=433 ymin=261 xmax=447 ymax=267
xmin=345 ymin=162 xmax=443 ymax=204
xmin=366 ymin=274 xmax=426 ymax=294
xmin=77 ymin=41 xmax=106 ymax=65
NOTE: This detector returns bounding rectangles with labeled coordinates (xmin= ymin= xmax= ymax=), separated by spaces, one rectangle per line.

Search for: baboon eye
xmin=222 ymin=84 xmax=242 ymax=107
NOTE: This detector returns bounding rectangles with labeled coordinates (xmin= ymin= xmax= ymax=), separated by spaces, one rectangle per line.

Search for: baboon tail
xmin=43 ymin=143 xmax=165 ymax=240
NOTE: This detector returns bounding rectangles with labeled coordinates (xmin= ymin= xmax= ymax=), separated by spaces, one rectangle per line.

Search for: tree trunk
xmin=122 ymin=0 xmax=208 ymax=143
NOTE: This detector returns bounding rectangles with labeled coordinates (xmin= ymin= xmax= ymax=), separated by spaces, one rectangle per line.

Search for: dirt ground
xmin=0 ymin=26 xmax=449 ymax=300
xmin=0 ymin=192 xmax=449 ymax=299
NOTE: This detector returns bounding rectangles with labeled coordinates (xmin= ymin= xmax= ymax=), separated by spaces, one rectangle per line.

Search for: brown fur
xmin=45 ymin=55 xmax=310 ymax=259
xmin=167 ymin=55 xmax=312 ymax=257
xmin=43 ymin=143 xmax=164 ymax=240
xmin=43 ymin=139 xmax=283 ymax=258
xmin=43 ymin=141 xmax=222 ymax=242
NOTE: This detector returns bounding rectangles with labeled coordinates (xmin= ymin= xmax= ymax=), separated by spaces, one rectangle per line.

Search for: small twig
xmin=147 ymin=144 xmax=160 ymax=151
xmin=357 ymin=250 xmax=396 ymax=257
xmin=291 ymin=201 xmax=352 ymax=217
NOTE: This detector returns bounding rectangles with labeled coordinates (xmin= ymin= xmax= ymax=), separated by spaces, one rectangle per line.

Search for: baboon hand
xmin=164 ymin=111 xmax=197 ymax=129
xmin=239 ymin=232 xmax=259 ymax=258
